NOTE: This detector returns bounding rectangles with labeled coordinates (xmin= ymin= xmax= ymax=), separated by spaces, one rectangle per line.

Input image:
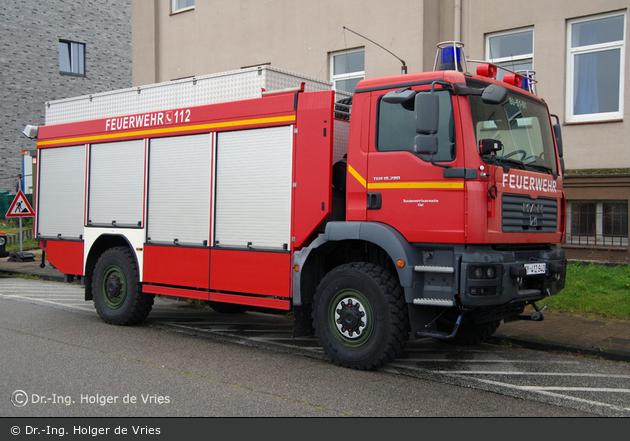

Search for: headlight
xmin=468 ymin=265 xmax=499 ymax=280
xmin=0 ymin=237 xmax=6 ymax=246
xmin=466 ymin=264 xmax=503 ymax=297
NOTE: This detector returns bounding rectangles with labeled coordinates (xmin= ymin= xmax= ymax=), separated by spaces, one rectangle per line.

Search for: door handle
xmin=367 ymin=192 xmax=382 ymax=210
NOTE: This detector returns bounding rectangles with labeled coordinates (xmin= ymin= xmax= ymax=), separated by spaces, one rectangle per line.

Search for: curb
xmin=489 ymin=335 xmax=630 ymax=363
xmin=0 ymin=268 xmax=65 ymax=283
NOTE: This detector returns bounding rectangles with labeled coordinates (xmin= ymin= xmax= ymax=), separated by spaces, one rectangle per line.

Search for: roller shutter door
xmin=37 ymin=145 xmax=86 ymax=239
xmin=147 ymin=133 xmax=212 ymax=246
xmin=215 ymin=126 xmax=293 ymax=250
xmin=88 ymin=140 xmax=145 ymax=227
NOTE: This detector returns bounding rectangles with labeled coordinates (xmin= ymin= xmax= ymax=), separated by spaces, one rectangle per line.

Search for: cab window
xmin=377 ymin=89 xmax=455 ymax=162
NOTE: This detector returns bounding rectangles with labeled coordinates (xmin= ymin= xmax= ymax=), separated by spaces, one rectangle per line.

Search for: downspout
xmin=454 ymin=0 xmax=462 ymax=42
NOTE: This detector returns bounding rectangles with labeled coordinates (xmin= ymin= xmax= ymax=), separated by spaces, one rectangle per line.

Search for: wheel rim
xmin=328 ymin=289 xmax=373 ymax=347
xmin=101 ymin=265 xmax=127 ymax=309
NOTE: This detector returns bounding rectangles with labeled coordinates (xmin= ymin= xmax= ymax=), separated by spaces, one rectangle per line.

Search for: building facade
xmin=131 ymin=0 xmax=629 ymax=262
xmin=0 ymin=0 xmax=132 ymax=195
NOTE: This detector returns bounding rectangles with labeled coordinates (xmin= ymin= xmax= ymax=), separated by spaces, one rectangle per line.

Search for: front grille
xmin=502 ymin=194 xmax=558 ymax=233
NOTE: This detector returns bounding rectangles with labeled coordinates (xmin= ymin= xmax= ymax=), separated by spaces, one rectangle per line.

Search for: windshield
xmin=470 ymin=91 xmax=557 ymax=174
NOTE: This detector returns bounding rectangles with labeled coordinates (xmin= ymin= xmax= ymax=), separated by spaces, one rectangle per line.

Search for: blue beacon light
xmin=435 ymin=42 xmax=467 ymax=72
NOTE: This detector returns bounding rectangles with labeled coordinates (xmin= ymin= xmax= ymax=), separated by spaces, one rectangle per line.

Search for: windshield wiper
xmin=525 ymin=163 xmax=554 ymax=175
xmin=493 ymin=158 xmax=525 ymax=171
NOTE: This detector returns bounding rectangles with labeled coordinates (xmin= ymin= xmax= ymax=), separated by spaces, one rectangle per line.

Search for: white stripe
xmin=436 ymin=371 xmax=630 ymax=379
xmin=0 ymin=294 xmax=91 ymax=312
xmin=520 ymin=386 xmax=630 ymax=393
xmin=450 ymin=377 xmax=630 ymax=413
xmin=410 ymin=359 xmax=579 ymax=364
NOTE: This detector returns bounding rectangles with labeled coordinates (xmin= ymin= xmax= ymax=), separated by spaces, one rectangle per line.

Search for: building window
xmin=59 ymin=40 xmax=85 ymax=76
xmin=567 ymin=12 xmax=626 ymax=122
xmin=486 ymin=28 xmax=533 ymax=81
xmin=566 ymin=200 xmax=628 ymax=248
xmin=330 ymin=48 xmax=364 ymax=93
xmin=172 ymin=0 xmax=194 ymax=13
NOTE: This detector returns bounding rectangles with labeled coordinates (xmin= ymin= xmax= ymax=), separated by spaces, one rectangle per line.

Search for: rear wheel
xmin=92 ymin=247 xmax=154 ymax=325
xmin=313 ymin=263 xmax=409 ymax=370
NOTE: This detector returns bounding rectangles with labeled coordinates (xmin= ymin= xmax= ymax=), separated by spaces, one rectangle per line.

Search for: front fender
xmin=324 ymin=221 xmax=421 ymax=287
xmin=292 ymin=222 xmax=423 ymax=305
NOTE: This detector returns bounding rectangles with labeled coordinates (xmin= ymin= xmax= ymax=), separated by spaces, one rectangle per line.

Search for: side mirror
xmin=481 ymin=85 xmax=508 ymax=105
xmin=415 ymin=92 xmax=439 ymax=135
xmin=552 ymin=119 xmax=563 ymax=158
xmin=479 ymin=139 xmax=503 ymax=155
xmin=415 ymin=134 xmax=439 ymax=155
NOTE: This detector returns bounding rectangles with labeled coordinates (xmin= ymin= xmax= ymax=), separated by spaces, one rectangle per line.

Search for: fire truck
xmin=31 ymin=43 xmax=566 ymax=370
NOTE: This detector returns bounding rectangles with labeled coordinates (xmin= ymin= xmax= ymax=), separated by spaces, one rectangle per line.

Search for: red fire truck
xmin=31 ymin=43 xmax=566 ymax=369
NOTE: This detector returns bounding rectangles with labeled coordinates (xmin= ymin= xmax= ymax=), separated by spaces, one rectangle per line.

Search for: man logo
xmin=523 ymin=203 xmax=544 ymax=214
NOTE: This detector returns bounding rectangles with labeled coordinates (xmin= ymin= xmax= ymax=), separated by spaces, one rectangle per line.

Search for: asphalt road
xmin=0 ymin=278 xmax=621 ymax=418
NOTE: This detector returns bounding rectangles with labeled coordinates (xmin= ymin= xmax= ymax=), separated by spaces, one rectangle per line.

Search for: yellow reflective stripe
xmin=368 ymin=182 xmax=464 ymax=189
xmin=38 ymin=115 xmax=296 ymax=147
xmin=348 ymin=164 xmax=464 ymax=190
xmin=347 ymin=164 xmax=367 ymax=188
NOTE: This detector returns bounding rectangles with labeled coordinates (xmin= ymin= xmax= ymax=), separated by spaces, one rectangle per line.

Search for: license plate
xmin=524 ymin=263 xmax=546 ymax=275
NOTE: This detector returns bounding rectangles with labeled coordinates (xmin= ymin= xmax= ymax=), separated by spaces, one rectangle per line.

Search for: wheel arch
xmin=84 ymin=234 xmax=137 ymax=301
xmin=294 ymin=222 xmax=422 ymax=306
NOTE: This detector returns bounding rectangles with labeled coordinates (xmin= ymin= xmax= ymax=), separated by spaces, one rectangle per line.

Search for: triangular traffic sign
xmin=5 ymin=190 xmax=35 ymax=218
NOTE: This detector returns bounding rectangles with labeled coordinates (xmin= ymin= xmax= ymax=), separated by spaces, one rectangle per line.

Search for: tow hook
xmin=530 ymin=303 xmax=545 ymax=321
xmin=516 ymin=288 xmax=551 ymax=321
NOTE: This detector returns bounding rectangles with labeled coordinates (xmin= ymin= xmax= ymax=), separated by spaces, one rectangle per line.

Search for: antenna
xmin=343 ymin=26 xmax=407 ymax=74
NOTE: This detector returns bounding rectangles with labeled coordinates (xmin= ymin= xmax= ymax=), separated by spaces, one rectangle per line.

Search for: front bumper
xmin=459 ymin=245 xmax=566 ymax=308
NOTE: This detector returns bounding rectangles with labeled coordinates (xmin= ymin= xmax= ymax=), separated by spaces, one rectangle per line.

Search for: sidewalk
xmin=1 ymin=250 xmax=629 ymax=362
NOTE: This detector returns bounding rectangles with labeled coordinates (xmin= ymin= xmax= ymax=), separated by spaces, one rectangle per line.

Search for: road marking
xmin=520 ymin=386 xmax=630 ymax=393
xmin=422 ymin=372 xmax=630 ymax=414
xmin=0 ymin=294 xmax=93 ymax=311
xmin=410 ymin=359 xmax=580 ymax=364
xmin=436 ymin=371 xmax=630 ymax=379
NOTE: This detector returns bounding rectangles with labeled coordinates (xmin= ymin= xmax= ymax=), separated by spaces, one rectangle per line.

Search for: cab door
xmin=365 ymin=86 xmax=466 ymax=244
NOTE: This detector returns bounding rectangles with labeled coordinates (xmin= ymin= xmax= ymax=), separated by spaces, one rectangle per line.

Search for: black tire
xmin=312 ymin=263 xmax=409 ymax=370
xmin=446 ymin=319 xmax=500 ymax=346
xmin=92 ymin=246 xmax=154 ymax=325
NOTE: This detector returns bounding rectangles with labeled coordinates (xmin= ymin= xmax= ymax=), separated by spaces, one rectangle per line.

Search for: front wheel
xmin=312 ymin=263 xmax=409 ymax=370
xmin=92 ymin=247 xmax=154 ymax=325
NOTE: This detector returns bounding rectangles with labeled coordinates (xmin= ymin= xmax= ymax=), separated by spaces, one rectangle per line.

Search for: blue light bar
xmin=441 ymin=46 xmax=462 ymax=65
xmin=434 ymin=42 xmax=468 ymax=72
xmin=517 ymin=70 xmax=537 ymax=95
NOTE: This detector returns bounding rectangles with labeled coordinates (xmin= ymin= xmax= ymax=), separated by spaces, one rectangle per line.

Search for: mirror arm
xmin=453 ymin=84 xmax=483 ymax=97
xmin=428 ymin=155 xmax=451 ymax=169
xmin=430 ymin=81 xmax=456 ymax=94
